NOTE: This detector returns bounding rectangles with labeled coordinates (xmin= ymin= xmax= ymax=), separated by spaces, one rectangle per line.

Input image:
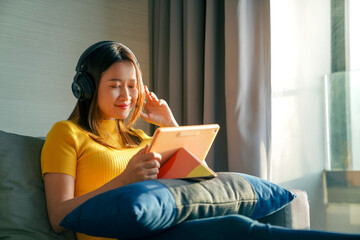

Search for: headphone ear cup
xmin=72 ymin=71 xmax=95 ymax=102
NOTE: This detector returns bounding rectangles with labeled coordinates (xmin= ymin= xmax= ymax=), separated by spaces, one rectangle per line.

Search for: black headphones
xmin=72 ymin=41 xmax=139 ymax=102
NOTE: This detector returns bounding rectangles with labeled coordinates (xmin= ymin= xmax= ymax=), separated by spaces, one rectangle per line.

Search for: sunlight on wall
xmin=349 ymin=71 xmax=360 ymax=170
xmin=349 ymin=1 xmax=360 ymax=170
xmin=271 ymin=0 xmax=330 ymax=183
xmin=349 ymin=0 xmax=360 ymax=71
xmin=270 ymin=0 xmax=330 ymax=231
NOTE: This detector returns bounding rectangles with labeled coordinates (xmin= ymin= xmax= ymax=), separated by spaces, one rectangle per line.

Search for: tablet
xmin=148 ymin=124 xmax=220 ymax=166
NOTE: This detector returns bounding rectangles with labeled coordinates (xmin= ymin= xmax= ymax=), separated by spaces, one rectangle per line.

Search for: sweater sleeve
xmin=41 ymin=121 xmax=79 ymax=178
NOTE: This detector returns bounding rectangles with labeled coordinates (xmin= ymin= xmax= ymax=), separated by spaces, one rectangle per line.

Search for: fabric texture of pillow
xmin=0 ymin=130 xmax=76 ymax=240
xmin=60 ymin=172 xmax=295 ymax=239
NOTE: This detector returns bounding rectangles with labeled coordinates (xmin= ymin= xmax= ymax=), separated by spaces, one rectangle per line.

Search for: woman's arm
xmin=44 ymin=145 xmax=161 ymax=233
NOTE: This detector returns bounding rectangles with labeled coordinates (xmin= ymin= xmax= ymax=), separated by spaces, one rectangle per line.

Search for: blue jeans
xmin=145 ymin=214 xmax=360 ymax=240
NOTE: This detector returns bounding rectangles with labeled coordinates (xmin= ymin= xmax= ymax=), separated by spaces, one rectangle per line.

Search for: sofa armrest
xmin=258 ymin=189 xmax=310 ymax=229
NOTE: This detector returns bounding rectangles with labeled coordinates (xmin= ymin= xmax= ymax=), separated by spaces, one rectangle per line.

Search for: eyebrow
xmin=108 ymin=78 xmax=137 ymax=82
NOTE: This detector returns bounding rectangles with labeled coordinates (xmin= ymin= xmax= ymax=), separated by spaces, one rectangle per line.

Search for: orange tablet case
xmin=157 ymin=147 xmax=217 ymax=179
xmin=148 ymin=124 xmax=220 ymax=179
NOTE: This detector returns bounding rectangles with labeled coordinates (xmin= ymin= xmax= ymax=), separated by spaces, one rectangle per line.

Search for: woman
xmin=41 ymin=41 xmax=178 ymax=240
xmin=42 ymin=41 xmax=360 ymax=240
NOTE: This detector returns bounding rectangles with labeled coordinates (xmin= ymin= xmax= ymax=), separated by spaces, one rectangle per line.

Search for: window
xmin=325 ymin=0 xmax=360 ymax=170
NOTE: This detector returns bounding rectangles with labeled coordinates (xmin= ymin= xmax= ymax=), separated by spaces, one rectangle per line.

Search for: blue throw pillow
xmin=60 ymin=172 xmax=295 ymax=239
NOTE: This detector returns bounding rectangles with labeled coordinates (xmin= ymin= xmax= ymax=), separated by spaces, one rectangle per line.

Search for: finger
xmin=144 ymin=85 xmax=150 ymax=93
xmin=145 ymin=170 xmax=159 ymax=180
xmin=134 ymin=145 xmax=149 ymax=156
xmin=159 ymin=99 xmax=167 ymax=106
xmin=143 ymin=152 xmax=162 ymax=162
xmin=135 ymin=151 xmax=162 ymax=164
xmin=145 ymin=86 xmax=153 ymax=101
xmin=151 ymin=92 xmax=159 ymax=101
xmin=145 ymin=86 xmax=160 ymax=103
xmin=147 ymin=167 xmax=159 ymax=176
xmin=144 ymin=164 xmax=160 ymax=176
xmin=142 ymin=159 xmax=160 ymax=169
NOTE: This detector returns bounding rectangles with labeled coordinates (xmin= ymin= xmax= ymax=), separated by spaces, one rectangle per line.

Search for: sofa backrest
xmin=0 ymin=130 xmax=76 ymax=239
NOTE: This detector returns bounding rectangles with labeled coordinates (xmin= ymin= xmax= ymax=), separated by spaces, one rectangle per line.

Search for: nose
xmin=119 ymin=86 xmax=131 ymax=101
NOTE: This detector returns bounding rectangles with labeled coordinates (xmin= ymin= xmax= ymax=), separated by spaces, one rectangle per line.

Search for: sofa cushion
xmin=0 ymin=130 xmax=76 ymax=240
xmin=60 ymin=172 xmax=295 ymax=239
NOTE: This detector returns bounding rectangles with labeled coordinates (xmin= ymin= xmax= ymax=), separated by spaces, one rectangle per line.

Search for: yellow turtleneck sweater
xmin=41 ymin=120 xmax=152 ymax=240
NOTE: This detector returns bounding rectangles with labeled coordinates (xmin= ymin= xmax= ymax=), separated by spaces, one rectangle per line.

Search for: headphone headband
xmin=75 ymin=41 xmax=139 ymax=72
xmin=72 ymin=41 xmax=139 ymax=102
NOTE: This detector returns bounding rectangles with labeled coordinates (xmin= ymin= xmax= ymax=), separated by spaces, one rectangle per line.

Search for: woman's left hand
xmin=140 ymin=86 xmax=179 ymax=127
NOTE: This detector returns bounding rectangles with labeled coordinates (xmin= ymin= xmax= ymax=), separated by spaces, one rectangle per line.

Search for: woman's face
xmin=97 ymin=61 xmax=138 ymax=120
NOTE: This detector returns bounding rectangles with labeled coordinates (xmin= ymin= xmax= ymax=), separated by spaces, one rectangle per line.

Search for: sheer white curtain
xmin=150 ymin=0 xmax=271 ymax=178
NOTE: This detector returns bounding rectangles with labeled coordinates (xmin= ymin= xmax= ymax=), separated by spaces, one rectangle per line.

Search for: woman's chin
xmin=114 ymin=112 xmax=131 ymax=120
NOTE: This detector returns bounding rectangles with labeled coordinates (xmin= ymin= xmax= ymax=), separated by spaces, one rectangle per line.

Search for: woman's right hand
xmin=117 ymin=145 xmax=161 ymax=186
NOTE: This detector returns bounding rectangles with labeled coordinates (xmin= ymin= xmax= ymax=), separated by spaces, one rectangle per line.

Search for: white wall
xmin=270 ymin=0 xmax=330 ymax=230
xmin=349 ymin=0 xmax=360 ymax=71
xmin=350 ymin=71 xmax=360 ymax=170
xmin=349 ymin=0 xmax=360 ymax=170
xmin=0 ymin=0 xmax=150 ymax=137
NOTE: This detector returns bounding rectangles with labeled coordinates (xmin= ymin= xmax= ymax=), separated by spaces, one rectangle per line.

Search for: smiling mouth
xmin=115 ymin=104 xmax=130 ymax=109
